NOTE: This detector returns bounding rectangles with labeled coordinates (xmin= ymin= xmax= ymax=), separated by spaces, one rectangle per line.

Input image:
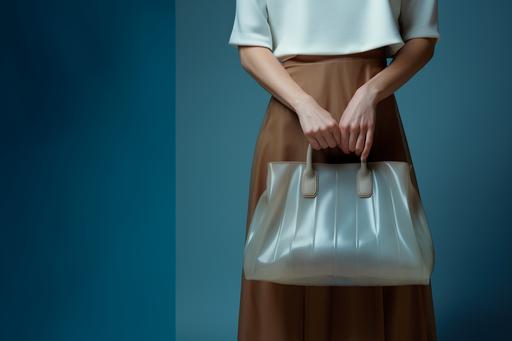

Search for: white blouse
xmin=228 ymin=0 xmax=440 ymax=60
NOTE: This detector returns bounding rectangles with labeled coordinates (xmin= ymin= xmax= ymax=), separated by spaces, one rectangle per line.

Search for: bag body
xmin=243 ymin=144 xmax=435 ymax=286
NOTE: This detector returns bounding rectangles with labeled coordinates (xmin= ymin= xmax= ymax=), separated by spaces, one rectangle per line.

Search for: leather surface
xmin=244 ymin=157 xmax=434 ymax=286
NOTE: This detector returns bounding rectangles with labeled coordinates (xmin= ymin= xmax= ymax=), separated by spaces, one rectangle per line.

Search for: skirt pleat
xmin=237 ymin=48 xmax=437 ymax=341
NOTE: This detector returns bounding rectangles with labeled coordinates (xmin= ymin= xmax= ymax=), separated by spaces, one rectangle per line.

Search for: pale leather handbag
xmin=243 ymin=144 xmax=435 ymax=286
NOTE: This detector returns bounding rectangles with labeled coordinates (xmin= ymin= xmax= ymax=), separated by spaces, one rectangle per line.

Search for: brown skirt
xmin=238 ymin=48 xmax=437 ymax=341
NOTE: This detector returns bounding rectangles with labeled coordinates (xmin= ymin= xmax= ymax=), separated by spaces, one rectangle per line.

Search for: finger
xmin=361 ymin=127 xmax=374 ymax=161
xmin=355 ymin=127 xmax=366 ymax=156
xmin=338 ymin=122 xmax=350 ymax=154
xmin=321 ymin=127 xmax=337 ymax=148
xmin=308 ymin=137 xmax=322 ymax=150
xmin=307 ymin=135 xmax=321 ymax=150
xmin=348 ymin=126 xmax=359 ymax=152
xmin=330 ymin=123 xmax=342 ymax=147
xmin=315 ymin=133 xmax=329 ymax=149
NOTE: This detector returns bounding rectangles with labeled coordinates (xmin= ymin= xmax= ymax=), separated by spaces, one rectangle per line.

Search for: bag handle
xmin=300 ymin=144 xmax=373 ymax=198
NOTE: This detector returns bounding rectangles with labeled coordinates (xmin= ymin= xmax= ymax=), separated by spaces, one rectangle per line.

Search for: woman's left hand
xmin=338 ymin=84 xmax=378 ymax=161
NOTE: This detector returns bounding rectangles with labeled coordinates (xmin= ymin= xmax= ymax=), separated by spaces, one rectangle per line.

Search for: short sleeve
xmin=399 ymin=0 xmax=440 ymax=41
xmin=228 ymin=0 xmax=273 ymax=49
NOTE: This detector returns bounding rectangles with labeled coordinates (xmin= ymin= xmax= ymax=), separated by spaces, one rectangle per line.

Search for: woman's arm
xmin=237 ymin=46 xmax=342 ymax=150
xmin=339 ymin=38 xmax=438 ymax=160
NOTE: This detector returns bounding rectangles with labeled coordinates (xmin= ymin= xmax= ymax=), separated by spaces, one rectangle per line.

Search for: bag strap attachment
xmin=300 ymin=144 xmax=373 ymax=198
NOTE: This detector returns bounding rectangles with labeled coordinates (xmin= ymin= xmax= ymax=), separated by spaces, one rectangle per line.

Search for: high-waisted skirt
xmin=237 ymin=47 xmax=437 ymax=341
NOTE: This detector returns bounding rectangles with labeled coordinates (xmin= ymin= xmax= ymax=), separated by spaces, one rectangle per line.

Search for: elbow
xmin=240 ymin=57 xmax=251 ymax=72
xmin=238 ymin=47 xmax=251 ymax=71
xmin=238 ymin=45 xmax=271 ymax=72
xmin=424 ymin=38 xmax=438 ymax=62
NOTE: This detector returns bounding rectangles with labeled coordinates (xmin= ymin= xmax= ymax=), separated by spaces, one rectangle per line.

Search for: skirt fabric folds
xmin=237 ymin=48 xmax=437 ymax=341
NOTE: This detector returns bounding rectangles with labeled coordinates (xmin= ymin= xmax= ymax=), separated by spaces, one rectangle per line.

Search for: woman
xmin=228 ymin=0 xmax=440 ymax=340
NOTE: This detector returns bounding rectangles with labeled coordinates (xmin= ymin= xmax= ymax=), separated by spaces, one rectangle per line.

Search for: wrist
xmin=359 ymin=82 xmax=382 ymax=106
xmin=289 ymin=93 xmax=315 ymax=112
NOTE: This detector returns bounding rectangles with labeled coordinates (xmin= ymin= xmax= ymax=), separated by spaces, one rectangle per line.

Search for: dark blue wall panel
xmin=1 ymin=1 xmax=174 ymax=340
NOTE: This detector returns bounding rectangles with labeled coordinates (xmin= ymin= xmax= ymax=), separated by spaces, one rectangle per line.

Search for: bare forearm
xmin=237 ymin=46 xmax=313 ymax=112
xmin=236 ymin=45 xmax=344 ymax=151
xmin=361 ymin=38 xmax=438 ymax=105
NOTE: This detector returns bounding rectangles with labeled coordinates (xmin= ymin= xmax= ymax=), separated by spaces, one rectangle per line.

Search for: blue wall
xmin=177 ymin=0 xmax=512 ymax=340
xmin=2 ymin=1 xmax=173 ymax=340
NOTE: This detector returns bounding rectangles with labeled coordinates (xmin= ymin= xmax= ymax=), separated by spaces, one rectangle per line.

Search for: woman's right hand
xmin=236 ymin=46 xmax=341 ymax=151
xmin=294 ymin=95 xmax=341 ymax=150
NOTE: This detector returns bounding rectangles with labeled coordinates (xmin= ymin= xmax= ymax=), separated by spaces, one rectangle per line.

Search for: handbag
xmin=243 ymin=144 xmax=435 ymax=286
